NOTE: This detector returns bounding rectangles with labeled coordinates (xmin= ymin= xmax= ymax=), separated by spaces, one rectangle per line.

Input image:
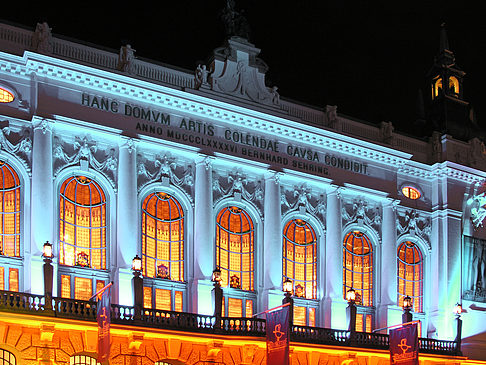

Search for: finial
xmin=439 ymin=22 xmax=450 ymax=52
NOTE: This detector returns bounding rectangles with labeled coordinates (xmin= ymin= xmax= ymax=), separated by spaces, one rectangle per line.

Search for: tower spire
xmin=439 ymin=22 xmax=450 ymax=53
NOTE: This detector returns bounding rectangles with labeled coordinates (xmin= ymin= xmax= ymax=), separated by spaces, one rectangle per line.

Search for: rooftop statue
xmin=221 ymin=0 xmax=251 ymax=40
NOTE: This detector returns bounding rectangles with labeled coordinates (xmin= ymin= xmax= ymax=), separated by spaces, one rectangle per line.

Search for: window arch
xmin=0 ymin=161 xmax=21 ymax=258
xmin=216 ymin=206 xmax=255 ymax=318
xmin=0 ymin=161 xmax=21 ymax=292
xmin=397 ymin=241 xmax=423 ymax=312
xmin=343 ymin=231 xmax=373 ymax=306
xmin=70 ymin=355 xmax=100 ymax=365
xmin=283 ymin=219 xmax=317 ymax=299
xmin=141 ymin=192 xmax=185 ymax=312
xmin=216 ymin=206 xmax=254 ymax=291
xmin=0 ymin=348 xmax=16 ymax=364
xmin=59 ymin=176 xmax=108 ymax=300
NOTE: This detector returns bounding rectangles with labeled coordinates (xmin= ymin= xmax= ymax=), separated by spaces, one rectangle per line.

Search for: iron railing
xmin=0 ymin=290 xmax=460 ymax=355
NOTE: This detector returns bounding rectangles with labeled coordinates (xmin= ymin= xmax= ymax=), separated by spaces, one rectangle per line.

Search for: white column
xmin=324 ymin=186 xmax=347 ymax=329
xmin=193 ymin=155 xmax=214 ymax=314
xmin=30 ymin=117 xmax=54 ymax=295
xmin=377 ymin=199 xmax=401 ymax=330
xmin=116 ymin=138 xmax=137 ymax=305
xmin=263 ymin=171 xmax=282 ymax=310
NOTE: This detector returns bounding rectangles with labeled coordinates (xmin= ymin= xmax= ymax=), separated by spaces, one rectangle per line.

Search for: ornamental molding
xmin=4 ymin=54 xmax=412 ymax=169
xmin=53 ymin=135 xmax=117 ymax=186
xmin=138 ymin=153 xmax=194 ymax=198
xmin=342 ymin=197 xmax=382 ymax=233
xmin=213 ymin=169 xmax=263 ymax=210
xmin=0 ymin=120 xmax=32 ymax=170
xmin=281 ymin=184 xmax=326 ymax=222
xmin=396 ymin=209 xmax=431 ymax=244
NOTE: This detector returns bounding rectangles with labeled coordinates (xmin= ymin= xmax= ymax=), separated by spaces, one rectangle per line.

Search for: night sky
xmin=2 ymin=1 xmax=485 ymax=137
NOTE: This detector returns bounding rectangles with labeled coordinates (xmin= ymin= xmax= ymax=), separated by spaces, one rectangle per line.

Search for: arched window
xmin=216 ymin=206 xmax=255 ymax=317
xmin=283 ymin=218 xmax=318 ymax=326
xmin=70 ymin=355 xmax=100 ymax=365
xmin=0 ymin=161 xmax=21 ymax=257
xmin=0 ymin=161 xmax=21 ymax=292
xmin=343 ymin=231 xmax=373 ymax=306
xmin=397 ymin=241 xmax=423 ymax=312
xmin=449 ymin=76 xmax=460 ymax=96
xmin=141 ymin=192 xmax=185 ymax=312
xmin=0 ymin=348 xmax=16 ymax=364
xmin=59 ymin=176 xmax=108 ymax=300
xmin=433 ymin=76 xmax=442 ymax=98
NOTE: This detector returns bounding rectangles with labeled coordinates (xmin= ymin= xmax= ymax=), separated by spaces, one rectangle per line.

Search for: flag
xmin=390 ymin=322 xmax=419 ymax=365
xmin=96 ymin=282 xmax=112 ymax=363
xmin=266 ymin=304 xmax=290 ymax=365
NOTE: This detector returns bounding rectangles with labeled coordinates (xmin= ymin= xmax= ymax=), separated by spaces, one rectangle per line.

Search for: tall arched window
xmin=216 ymin=206 xmax=255 ymax=317
xmin=343 ymin=231 xmax=373 ymax=306
xmin=59 ymin=176 xmax=108 ymax=300
xmin=142 ymin=192 xmax=185 ymax=312
xmin=283 ymin=218 xmax=318 ymax=326
xmin=70 ymin=355 xmax=100 ymax=365
xmin=397 ymin=241 xmax=423 ymax=312
xmin=0 ymin=349 xmax=16 ymax=364
xmin=0 ymin=161 xmax=21 ymax=292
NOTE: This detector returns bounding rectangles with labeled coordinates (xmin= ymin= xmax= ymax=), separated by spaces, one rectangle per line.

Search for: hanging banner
xmin=389 ymin=322 xmax=419 ymax=365
xmin=266 ymin=304 xmax=290 ymax=365
xmin=96 ymin=282 xmax=113 ymax=363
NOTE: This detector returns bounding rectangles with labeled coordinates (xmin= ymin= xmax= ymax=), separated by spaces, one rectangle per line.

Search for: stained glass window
xmin=216 ymin=206 xmax=254 ymax=291
xmin=59 ymin=176 xmax=106 ymax=269
xmin=0 ymin=161 xmax=21 ymax=258
xmin=343 ymin=231 xmax=373 ymax=306
xmin=141 ymin=192 xmax=184 ymax=281
xmin=0 ymin=349 xmax=16 ymax=365
xmin=70 ymin=355 xmax=100 ymax=365
xmin=397 ymin=241 xmax=423 ymax=312
xmin=0 ymin=87 xmax=14 ymax=103
xmin=282 ymin=219 xmax=317 ymax=300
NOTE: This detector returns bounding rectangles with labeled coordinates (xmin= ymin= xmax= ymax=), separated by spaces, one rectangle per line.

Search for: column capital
xmin=31 ymin=116 xmax=53 ymax=134
xmin=196 ymin=154 xmax=214 ymax=170
xmin=264 ymin=170 xmax=282 ymax=184
xmin=383 ymin=198 xmax=400 ymax=210
xmin=118 ymin=136 xmax=138 ymax=153
xmin=327 ymin=184 xmax=343 ymax=199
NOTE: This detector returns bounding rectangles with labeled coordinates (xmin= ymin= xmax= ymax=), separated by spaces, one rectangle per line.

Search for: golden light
xmin=132 ymin=255 xmax=142 ymax=272
xmin=402 ymin=186 xmax=421 ymax=200
xmin=212 ymin=268 xmax=222 ymax=282
xmin=454 ymin=303 xmax=463 ymax=315
xmin=0 ymin=87 xmax=14 ymax=103
xmin=403 ymin=295 xmax=413 ymax=309
xmin=346 ymin=288 xmax=356 ymax=302
xmin=42 ymin=241 xmax=53 ymax=258
xmin=283 ymin=278 xmax=293 ymax=294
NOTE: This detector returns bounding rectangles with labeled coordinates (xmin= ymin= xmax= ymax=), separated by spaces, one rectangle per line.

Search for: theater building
xmin=0 ymin=20 xmax=486 ymax=364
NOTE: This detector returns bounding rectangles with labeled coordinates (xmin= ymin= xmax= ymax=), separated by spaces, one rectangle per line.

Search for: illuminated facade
xmin=0 ymin=21 xmax=486 ymax=364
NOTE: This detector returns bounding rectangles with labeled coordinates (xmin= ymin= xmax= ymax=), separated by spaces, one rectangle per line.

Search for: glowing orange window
xmin=397 ymin=241 xmax=423 ymax=312
xmin=0 ymin=161 xmax=21 ymax=258
xmin=59 ymin=176 xmax=106 ymax=269
xmin=402 ymin=186 xmax=421 ymax=200
xmin=141 ymin=192 xmax=184 ymax=281
xmin=343 ymin=231 xmax=373 ymax=306
xmin=282 ymin=219 xmax=317 ymax=299
xmin=0 ymin=87 xmax=14 ymax=103
xmin=216 ymin=206 xmax=254 ymax=291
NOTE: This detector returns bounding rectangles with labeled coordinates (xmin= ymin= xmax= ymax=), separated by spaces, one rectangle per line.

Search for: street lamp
xmin=132 ymin=255 xmax=143 ymax=320
xmin=282 ymin=278 xmax=294 ymax=325
xmin=454 ymin=303 xmax=463 ymax=355
xmin=346 ymin=288 xmax=357 ymax=333
xmin=402 ymin=295 xmax=413 ymax=323
xmin=42 ymin=241 xmax=54 ymax=310
xmin=212 ymin=268 xmax=223 ymax=327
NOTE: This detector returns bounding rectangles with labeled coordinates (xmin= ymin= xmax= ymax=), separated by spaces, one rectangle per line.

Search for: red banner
xmin=390 ymin=322 xmax=419 ymax=365
xmin=266 ymin=304 xmax=290 ymax=365
xmin=96 ymin=282 xmax=112 ymax=363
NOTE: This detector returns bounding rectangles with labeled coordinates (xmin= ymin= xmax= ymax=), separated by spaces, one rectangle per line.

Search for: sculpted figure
xmin=195 ymin=64 xmax=209 ymax=88
xmin=221 ymin=0 xmax=251 ymax=39
xmin=118 ymin=44 xmax=136 ymax=74
xmin=32 ymin=22 xmax=53 ymax=53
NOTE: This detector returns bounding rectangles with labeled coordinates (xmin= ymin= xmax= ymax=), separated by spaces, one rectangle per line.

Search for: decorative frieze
xmin=213 ymin=169 xmax=263 ymax=212
xmin=281 ymin=184 xmax=326 ymax=222
xmin=342 ymin=197 xmax=382 ymax=233
xmin=397 ymin=209 xmax=431 ymax=248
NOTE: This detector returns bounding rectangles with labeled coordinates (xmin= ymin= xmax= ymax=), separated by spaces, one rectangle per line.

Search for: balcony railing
xmin=0 ymin=290 xmax=460 ymax=356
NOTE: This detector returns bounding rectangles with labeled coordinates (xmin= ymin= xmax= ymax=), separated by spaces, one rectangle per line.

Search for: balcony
xmin=0 ymin=290 xmax=459 ymax=356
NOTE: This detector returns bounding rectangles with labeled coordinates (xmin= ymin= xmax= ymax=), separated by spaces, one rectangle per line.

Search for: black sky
xmin=2 ymin=1 xmax=485 ymax=137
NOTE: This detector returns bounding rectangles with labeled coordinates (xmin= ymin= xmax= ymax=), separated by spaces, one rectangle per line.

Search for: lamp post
xmin=132 ymin=255 xmax=143 ymax=320
xmin=454 ymin=303 xmax=463 ymax=355
xmin=402 ymin=295 xmax=413 ymax=324
xmin=212 ymin=268 xmax=223 ymax=328
xmin=346 ymin=288 xmax=357 ymax=333
xmin=282 ymin=278 xmax=294 ymax=325
xmin=42 ymin=241 xmax=54 ymax=310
